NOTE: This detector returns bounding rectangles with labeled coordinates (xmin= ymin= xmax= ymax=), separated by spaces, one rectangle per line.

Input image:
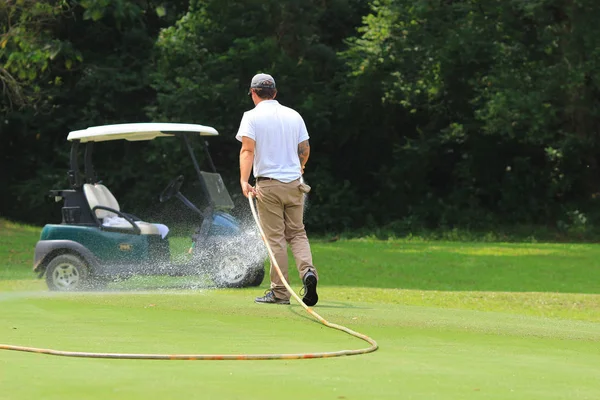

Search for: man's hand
xmin=240 ymin=181 xmax=257 ymax=198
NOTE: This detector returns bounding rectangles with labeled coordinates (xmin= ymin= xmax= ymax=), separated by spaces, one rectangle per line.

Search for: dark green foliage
xmin=3 ymin=0 xmax=600 ymax=236
xmin=341 ymin=0 xmax=600 ymax=232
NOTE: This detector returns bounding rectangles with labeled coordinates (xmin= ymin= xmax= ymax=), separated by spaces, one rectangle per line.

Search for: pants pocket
xmin=298 ymin=182 xmax=311 ymax=193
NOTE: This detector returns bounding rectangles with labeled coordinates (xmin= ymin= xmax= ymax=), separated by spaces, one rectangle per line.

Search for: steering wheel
xmin=159 ymin=175 xmax=184 ymax=203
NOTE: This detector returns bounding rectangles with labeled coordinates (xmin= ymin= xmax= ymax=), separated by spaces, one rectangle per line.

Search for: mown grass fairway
xmin=1 ymin=220 xmax=599 ymax=399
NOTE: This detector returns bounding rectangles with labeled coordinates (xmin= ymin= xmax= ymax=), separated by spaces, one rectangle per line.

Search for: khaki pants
xmin=256 ymin=178 xmax=317 ymax=300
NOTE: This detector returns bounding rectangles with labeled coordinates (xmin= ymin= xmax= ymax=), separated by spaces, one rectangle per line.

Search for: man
xmin=236 ymin=73 xmax=319 ymax=306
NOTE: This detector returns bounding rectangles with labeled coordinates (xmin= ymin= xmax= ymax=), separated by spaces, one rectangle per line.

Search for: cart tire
xmin=45 ymin=254 xmax=90 ymax=291
xmin=247 ymin=266 xmax=265 ymax=287
xmin=212 ymin=256 xmax=264 ymax=288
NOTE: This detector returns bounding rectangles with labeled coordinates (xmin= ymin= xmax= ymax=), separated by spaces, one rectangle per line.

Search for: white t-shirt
xmin=236 ymin=100 xmax=309 ymax=183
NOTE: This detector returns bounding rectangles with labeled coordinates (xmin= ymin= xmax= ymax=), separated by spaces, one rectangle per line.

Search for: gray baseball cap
xmin=249 ymin=73 xmax=276 ymax=90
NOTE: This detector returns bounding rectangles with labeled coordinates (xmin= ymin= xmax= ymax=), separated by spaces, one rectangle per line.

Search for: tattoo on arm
xmin=298 ymin=140 xmax=310 ymax=168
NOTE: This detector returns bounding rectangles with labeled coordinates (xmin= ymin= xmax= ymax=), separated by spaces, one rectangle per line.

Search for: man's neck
xmin=254 ymin=98 xmax=276 ymax=106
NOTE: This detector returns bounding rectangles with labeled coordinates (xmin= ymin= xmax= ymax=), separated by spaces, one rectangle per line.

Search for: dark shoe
xmin=301 ymin=272 xmax=318 ymax=306
xmin=255 ymin=290 xmax=290 ymax=305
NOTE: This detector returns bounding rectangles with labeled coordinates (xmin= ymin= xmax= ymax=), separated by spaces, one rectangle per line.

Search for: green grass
xmin=1 ymin=219 xmax=599 ymax=399
xmin=317 ymin=239 xmax=600 ymax=293
xmin=0 ymin=219 xmax=41 ymax=279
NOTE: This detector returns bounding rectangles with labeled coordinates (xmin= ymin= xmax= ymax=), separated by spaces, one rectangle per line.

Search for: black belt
xmin=256 ymin=177 xmax=276 ymax=182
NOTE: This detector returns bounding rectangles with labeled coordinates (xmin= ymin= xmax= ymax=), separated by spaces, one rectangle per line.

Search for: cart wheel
xmin=212 ymin=255 xmax=262 ymax=288
xmin=45 ymin=254 xmax=89 ymax=292
xmin=247 ymin=265 xmax=265 ymax=287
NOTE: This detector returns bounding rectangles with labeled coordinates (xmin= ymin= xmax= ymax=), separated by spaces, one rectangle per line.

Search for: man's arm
xmin=298 ymin=140 xmax=310 ymax=173
xmin=239 ymin=136 xmax=256 ymax=197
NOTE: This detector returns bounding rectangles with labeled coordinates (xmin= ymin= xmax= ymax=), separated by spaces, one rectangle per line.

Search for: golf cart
xmin=33 ymin=123 xmax=266 ymax=291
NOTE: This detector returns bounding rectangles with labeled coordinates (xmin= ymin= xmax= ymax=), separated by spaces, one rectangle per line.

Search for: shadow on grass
xmin=286 ymin=301 xmax=372 ymax=324
xmin=294 ymin=300 xmax=371 ymax=310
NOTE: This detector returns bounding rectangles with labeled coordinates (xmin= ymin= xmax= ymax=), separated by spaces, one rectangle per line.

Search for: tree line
xmin=2 ymin=0 xmax=600 ymax=236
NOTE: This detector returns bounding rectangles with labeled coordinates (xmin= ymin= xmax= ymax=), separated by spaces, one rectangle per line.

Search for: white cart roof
xmin=67 ymin=123 xmax=219 ymax=142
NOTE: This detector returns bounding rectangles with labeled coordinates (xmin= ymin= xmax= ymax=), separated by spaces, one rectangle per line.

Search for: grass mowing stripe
xmin=327 ymin=287 xmax=600 ymax=322
xmin=1 ymin=297 xmax=354 ymax=353
xmin=2 ymin=280 xmax=599 ymax=322
xmin=314 ymin=240 xmax=600 ymax=293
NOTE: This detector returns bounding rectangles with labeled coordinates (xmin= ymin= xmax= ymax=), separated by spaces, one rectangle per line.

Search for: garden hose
xmin=0 ymin=194 xmax=378 ymax=360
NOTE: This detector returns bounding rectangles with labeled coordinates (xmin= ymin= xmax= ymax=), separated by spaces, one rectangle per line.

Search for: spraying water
xmin=64 ymin=203 xmax=268 ymax=292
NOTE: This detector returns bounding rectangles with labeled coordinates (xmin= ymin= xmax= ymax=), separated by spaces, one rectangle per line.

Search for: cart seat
xmin=83 ymin=183 xmax=169 ymax=237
